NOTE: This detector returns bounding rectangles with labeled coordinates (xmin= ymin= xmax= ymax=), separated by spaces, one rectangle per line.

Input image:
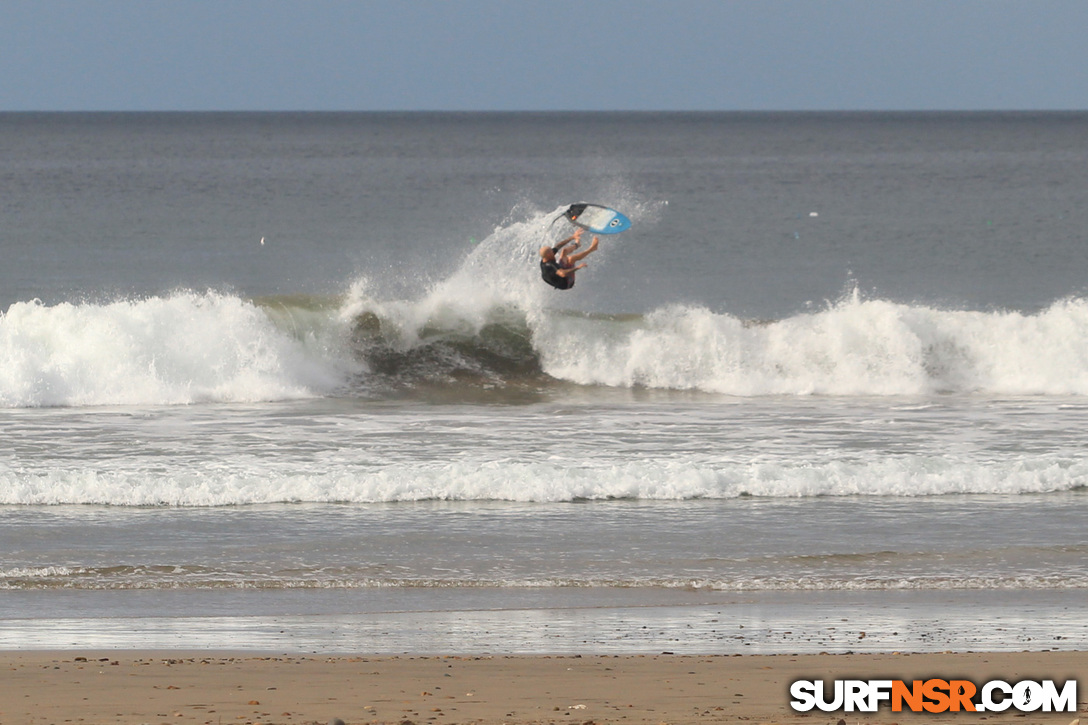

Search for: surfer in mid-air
xmin=539 ymin=228 xmax=599 ymax=290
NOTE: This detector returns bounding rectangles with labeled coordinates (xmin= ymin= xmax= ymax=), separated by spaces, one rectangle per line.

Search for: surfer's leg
xmin=557 ymin=241 xmax=582 ymax=266
xmin=567 ymin=237 xmax=599 ymax=264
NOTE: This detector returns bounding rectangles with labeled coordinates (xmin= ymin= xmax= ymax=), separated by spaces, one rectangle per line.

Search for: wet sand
xmin=2 ymin=650 xmax=1085 ymax=725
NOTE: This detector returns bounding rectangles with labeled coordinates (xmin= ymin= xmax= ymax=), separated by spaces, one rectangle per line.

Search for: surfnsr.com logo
xmin=790 ymin=678 xmax=1079 ymax=714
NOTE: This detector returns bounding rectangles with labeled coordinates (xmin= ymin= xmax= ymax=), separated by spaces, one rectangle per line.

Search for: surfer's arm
xmin=557 ymin=263 xmax=587 ymax=277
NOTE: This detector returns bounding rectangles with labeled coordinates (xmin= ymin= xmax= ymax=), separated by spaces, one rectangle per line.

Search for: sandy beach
xmin=2 ymin=650 xmax=1084 ymax=725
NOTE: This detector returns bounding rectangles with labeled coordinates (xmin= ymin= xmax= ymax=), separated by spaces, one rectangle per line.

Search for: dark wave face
xmin=347 ymin=307 xmax=550 ymax=397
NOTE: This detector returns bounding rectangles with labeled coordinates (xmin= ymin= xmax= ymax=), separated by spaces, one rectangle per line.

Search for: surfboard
xmin=564 ymin=203 xmax=632 ymax=235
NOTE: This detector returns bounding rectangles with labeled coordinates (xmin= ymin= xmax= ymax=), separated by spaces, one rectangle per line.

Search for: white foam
xmin=0 ymin=565 xmax=77 ymax=579
xmin=3 ymin=455 xmax=1083 ymax=506
xmin=0 ymin=291 xmax=349 ymax=407
xmin=534 ymin=293 xmax=1088 ymax=396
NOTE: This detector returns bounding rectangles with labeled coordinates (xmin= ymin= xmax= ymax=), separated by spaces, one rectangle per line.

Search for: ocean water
xmin=2 ymin=112 xmax=1088 ymax=653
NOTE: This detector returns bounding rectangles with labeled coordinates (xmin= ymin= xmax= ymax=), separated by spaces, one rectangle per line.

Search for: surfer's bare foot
xmin=588 ymin=236 xmax=599 ymax=251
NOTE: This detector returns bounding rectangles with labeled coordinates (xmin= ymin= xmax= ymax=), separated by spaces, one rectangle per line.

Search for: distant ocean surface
xmin=2 ymin=112 xmax=1087 ymax=653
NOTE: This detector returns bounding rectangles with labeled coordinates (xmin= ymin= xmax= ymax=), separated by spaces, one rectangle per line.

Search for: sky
xmin=2 ymin=0 xmax=1088 ymax=112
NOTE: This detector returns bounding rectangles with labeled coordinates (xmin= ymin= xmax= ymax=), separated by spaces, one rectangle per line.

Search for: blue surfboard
xmin=564 ymin=203 xmax=632 ymax=235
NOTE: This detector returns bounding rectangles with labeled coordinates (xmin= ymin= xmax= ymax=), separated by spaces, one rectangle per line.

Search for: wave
xmin=0 ymin=290 xmax=351 ymax=407
xmin=5 ymin=564 xmax=1086 ymax=591
xmin=7 ymin=204 xmax=1088 ymax=407
xmin=3 ymin=457 xmax=1085 ymax=506
xmin=335 ymin=202 xmax=1088 ymax=398
xmin=532 ymin=293 xmax=1088 ymax=396
xmin=342 ymin=284 xmax=1088 ymax=399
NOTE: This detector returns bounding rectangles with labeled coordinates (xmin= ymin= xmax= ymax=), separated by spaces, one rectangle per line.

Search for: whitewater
xmin=7 ymin=205 xmax=1088 ymax=410
xmin=4 ymin=206 xmax=1088 ymax=506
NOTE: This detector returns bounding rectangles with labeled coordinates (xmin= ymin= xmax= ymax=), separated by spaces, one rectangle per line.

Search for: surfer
xmin=539 ymin=228 xmax=599 ymax=290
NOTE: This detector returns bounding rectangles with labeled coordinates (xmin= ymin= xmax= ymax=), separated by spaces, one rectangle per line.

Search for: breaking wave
xmin=4 ymin=456 xmax=1086 ymax=506
xmin=6 ymin=205 xmax=1088 ymax=408
xmin=0 ymin=291 xmax=350 ymax=407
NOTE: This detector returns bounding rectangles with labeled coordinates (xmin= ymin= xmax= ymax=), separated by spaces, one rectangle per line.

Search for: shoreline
xmin=2 ymin=650 xmax=1085 ymax=725
xmin=5 ymin=589 xmax=1088 ymax=653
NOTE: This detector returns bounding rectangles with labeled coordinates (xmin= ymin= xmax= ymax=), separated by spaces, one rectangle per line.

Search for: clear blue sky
xmin=3 ymin=0 xmax=1087 ymax=112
